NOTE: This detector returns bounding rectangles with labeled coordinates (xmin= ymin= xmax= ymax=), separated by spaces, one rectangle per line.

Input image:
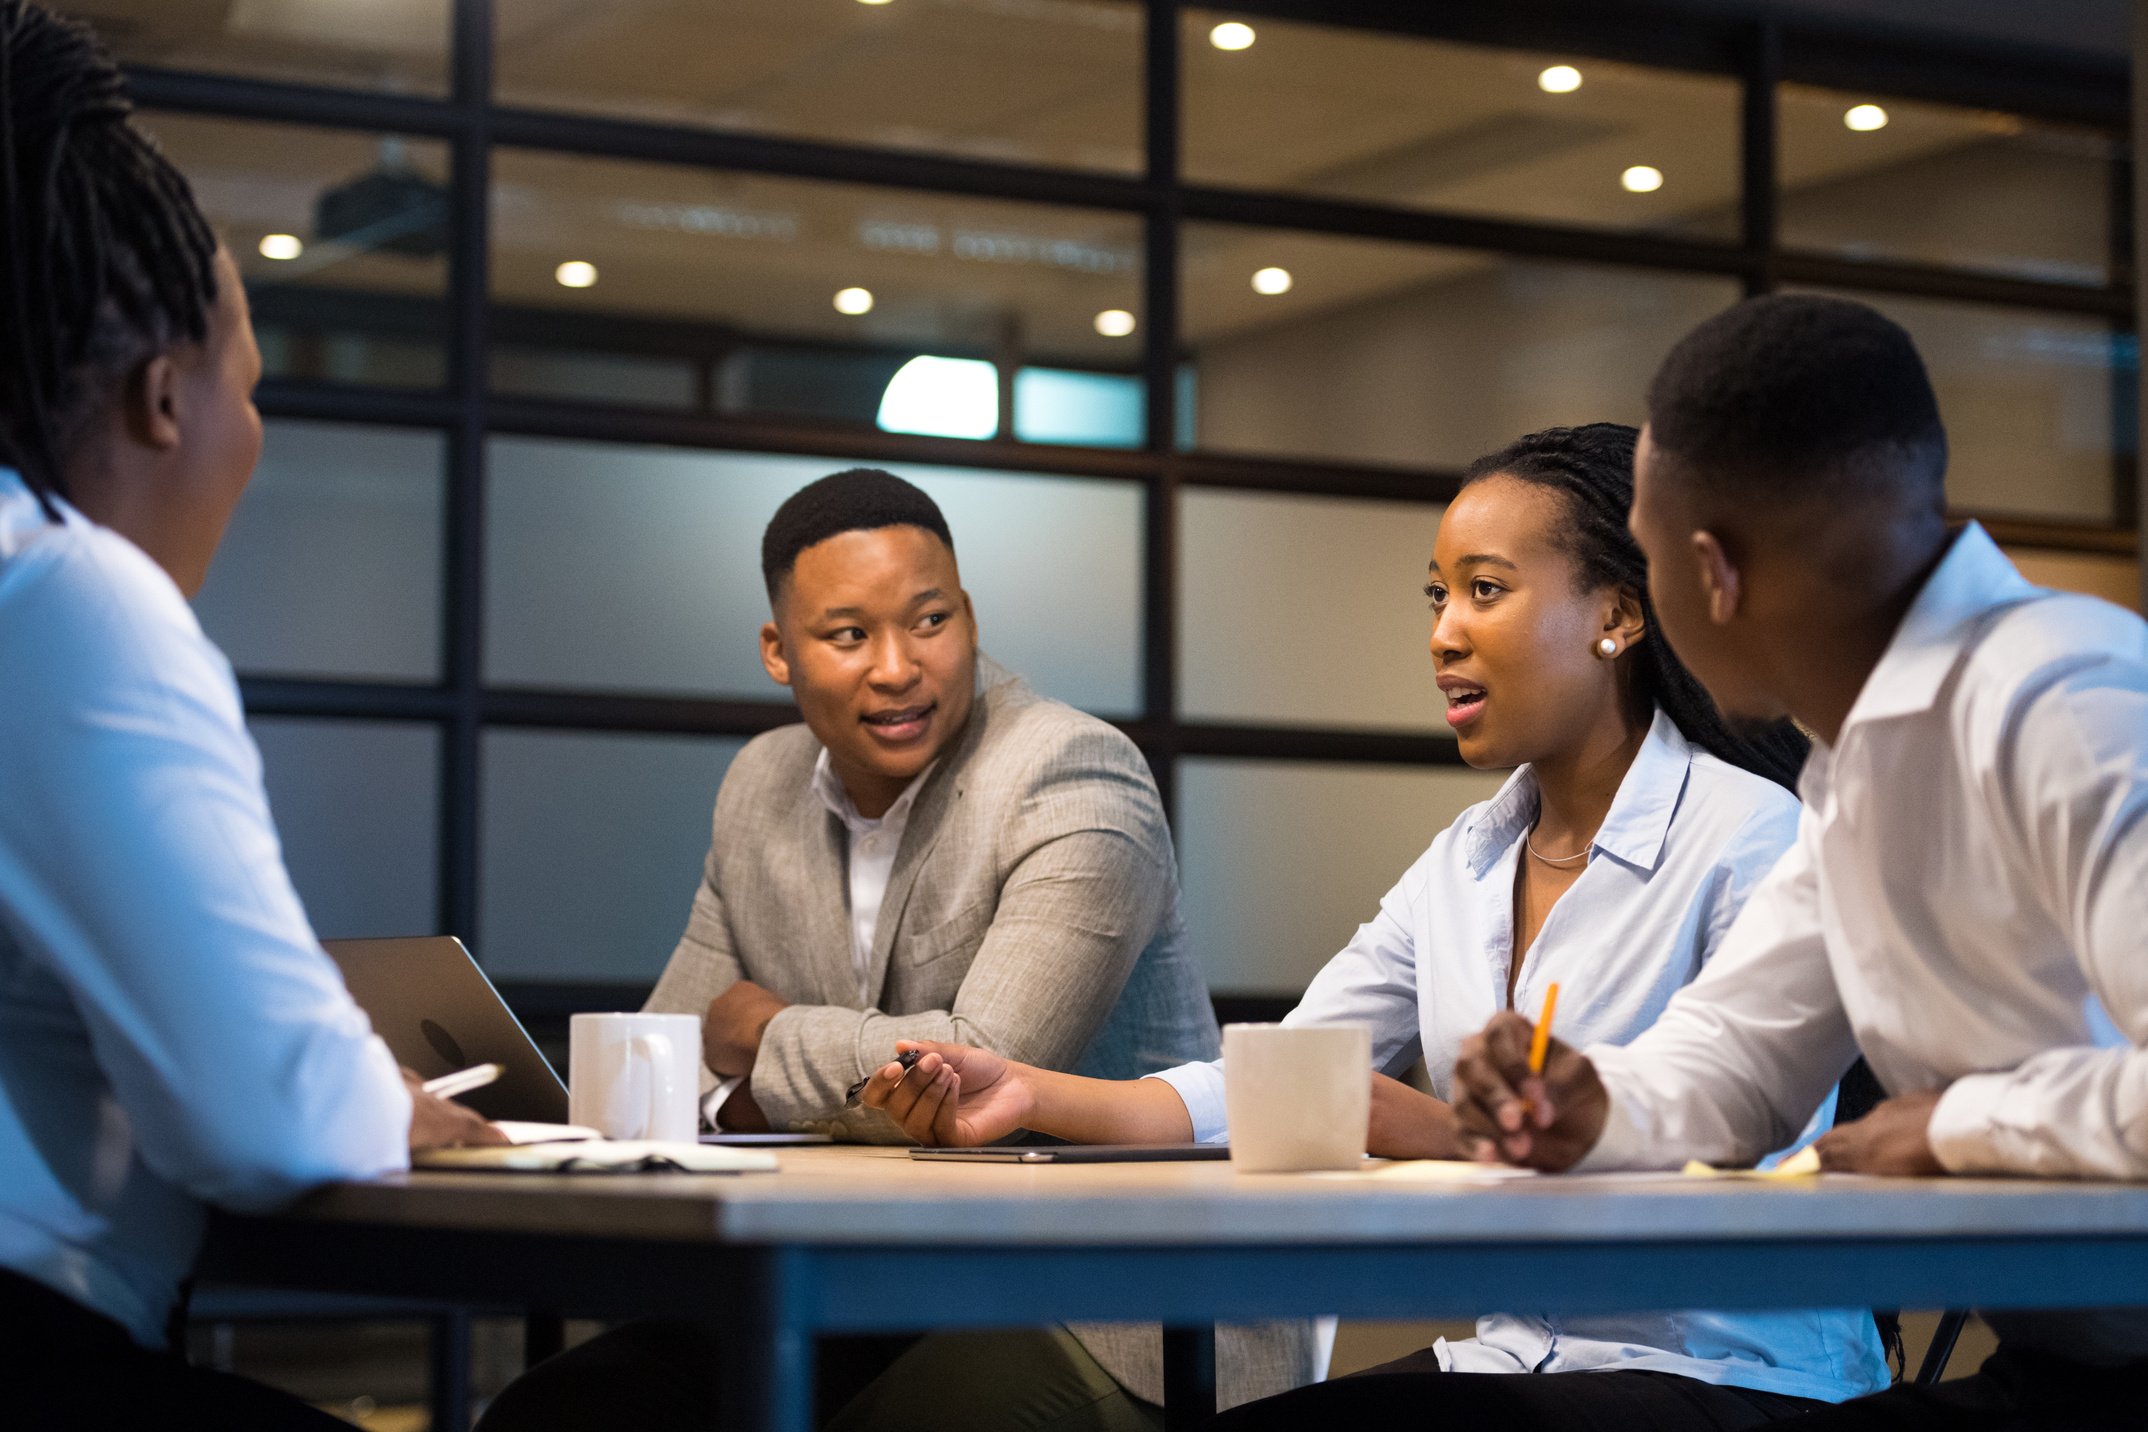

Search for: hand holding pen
xmin=1451 ymin=982 xmax=1609 ymax=1171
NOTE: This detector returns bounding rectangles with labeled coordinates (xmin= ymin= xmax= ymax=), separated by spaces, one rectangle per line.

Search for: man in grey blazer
xmin=479 ymin=469 xmax=1310 ymax=1432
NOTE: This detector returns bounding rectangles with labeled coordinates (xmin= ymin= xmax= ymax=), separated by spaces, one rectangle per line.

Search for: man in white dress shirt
xmin=1455 ymin=293 xmax=2148 ymax=1428
xmin=0 ymin=6 xmax=494 ymax=1426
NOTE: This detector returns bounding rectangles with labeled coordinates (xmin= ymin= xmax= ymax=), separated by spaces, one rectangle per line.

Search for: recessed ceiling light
xmin=857 ymin=0 xmax=895 ymax=6
xmin=1620 ymin=165 xmax=1664 ymax=193
xmin=1094 ymin=308 xmax=1137 ymax=337
xmin=1251 ymin=266 xmax=1292 ymax=296
xmin=1844 ymin=103 xmax=1889 ymax=132
xmin=554 ymin=260 xmax=598 ymax=288
xmin=834 ymin=286 xmax=875 ymax=316
xmin=257 ymin=233 xmax=304 ymax=261
xmin=1209 ymin=21 xmax=1255 ymax=52
xmin=1538 ymin=65 xmax=1582 ymax=94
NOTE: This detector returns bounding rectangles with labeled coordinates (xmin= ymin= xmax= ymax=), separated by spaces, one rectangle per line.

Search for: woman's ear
xmin=123 ymin=352 xmax=186 ymax=451
xmin=1607 ymin=584 xmax=1648 ymax=649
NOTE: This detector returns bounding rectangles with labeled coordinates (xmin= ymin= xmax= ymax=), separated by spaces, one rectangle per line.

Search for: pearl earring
xmin=1597 ymin=637 xmax=1618 ymax=658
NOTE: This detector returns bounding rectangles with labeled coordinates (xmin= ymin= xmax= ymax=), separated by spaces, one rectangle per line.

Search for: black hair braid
xmin=1463 ymin=423 xmax=1809 ymax=790
xmin=0 ymin=0 xmax=218 ymax=519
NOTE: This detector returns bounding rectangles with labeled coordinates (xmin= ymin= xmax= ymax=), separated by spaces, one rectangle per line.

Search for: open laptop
xmin=322 ymin=936 xmax=570 ymax=1124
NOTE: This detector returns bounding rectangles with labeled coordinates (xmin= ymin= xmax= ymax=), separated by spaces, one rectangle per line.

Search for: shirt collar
xmin=810 ymin=747 xmax=936 ymax=835
xmin=1839 ymin=522 xmax=2038 ymax=730
xmin=0 ymin=467 xmax=76 ymax=559
xmin=1462 ymin=707 xmax=1694 ymax=878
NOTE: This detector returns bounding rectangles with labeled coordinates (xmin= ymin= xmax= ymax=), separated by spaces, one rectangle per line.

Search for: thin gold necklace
xmin=1524 ymin=828 xmax=1590 ymax=866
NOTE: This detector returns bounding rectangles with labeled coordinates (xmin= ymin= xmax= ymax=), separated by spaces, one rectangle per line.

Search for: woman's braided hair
xmin=0 ymin=0 xmax=218 ymax=519
xmin=1463 ymin=422 xmax=1810 ymax=790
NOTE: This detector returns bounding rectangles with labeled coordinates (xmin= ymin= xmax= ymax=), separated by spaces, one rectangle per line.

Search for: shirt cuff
xmin=1927 ymin=1072 xmax=2010 ymax=1174
xmin=702 ymin=1076 xmax=744 ymax=1131
xmin=1145 ymin=1060 xmax=1228 ymax=1144
xmin=1570 ymin=1052 xmax=1651 ymax=1172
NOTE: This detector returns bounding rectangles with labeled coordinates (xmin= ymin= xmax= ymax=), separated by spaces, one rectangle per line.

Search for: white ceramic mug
xmin=569 ymin=1013 xmax=701 ymax=1143
xmin=1223 ymin=1023 xmax=1372 ymax=1173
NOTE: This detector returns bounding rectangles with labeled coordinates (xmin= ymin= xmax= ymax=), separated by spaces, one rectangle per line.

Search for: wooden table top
xmin=253 ymin=1145 xmax=2148 ymax=1248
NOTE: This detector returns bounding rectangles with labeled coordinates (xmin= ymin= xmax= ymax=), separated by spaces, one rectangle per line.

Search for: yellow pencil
xmin=1527 ymin=982 xmax=1561 ymax=1077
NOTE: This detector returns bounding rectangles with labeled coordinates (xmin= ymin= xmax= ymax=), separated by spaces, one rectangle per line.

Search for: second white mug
xmin=1223 ymin=1022 xmax=1371 ymax=1173
xmin=568 ymin=1012 xmax=701 ymax=1143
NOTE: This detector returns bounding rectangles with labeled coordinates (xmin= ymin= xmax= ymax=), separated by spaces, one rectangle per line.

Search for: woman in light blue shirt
xmin=864 ymin=423 xmax=1889 ymax=1429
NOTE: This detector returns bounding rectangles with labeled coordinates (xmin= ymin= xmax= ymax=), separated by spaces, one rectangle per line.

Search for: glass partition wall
xmin=112 ymin=0 xmax=2136 ymax=1006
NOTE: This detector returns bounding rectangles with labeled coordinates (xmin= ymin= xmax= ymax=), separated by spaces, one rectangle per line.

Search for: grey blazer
xmin=644 ymin=656 xmax=1313 ymax=1409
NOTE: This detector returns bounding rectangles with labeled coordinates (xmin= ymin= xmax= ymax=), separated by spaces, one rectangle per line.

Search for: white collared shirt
xmin=1151 ymin=710 xmax=1889 ymax=1402
xmin=0 ymin=471 xmax=409 ymax=1347
xmin=1582 ymin=523 xmax=2148 ymax=1363
xmin=812 ymin=749 xmax=937 ymax=1000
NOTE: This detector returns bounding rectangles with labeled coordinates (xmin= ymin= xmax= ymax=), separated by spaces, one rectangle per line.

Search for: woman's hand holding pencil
xmin=1452 ymin=982 xmax=1609 ymax=1171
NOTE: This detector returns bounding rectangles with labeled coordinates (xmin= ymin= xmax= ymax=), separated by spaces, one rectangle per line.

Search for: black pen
xmin=845 ymin=1048 xmax=923 ymax=1106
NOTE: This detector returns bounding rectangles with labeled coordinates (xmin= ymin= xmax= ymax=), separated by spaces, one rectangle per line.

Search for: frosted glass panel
xmin=479 ymin=730 xmax=745 ymax=982
xmin=1804 ymin=292 xmax=2125 ymax=524
xmin=196 ymin=421 xmax=444 ymax=681
xmin=251 ymin=718 xmax=440 ymax=940
xmin=1182 ymin=490 xmax=1447 ymax=731
xmin=485 ymin=439 xmax=1142 ymax=714
xmin=1178 ymin=758 xmax=1509 ymax=994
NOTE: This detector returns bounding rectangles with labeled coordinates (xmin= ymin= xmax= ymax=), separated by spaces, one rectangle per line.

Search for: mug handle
xmin=635 ymin=1033 xmax=676 ymax=1142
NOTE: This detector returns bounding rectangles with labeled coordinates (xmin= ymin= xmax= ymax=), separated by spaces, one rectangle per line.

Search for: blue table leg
xmin=723 ymin=1250 xmax=817 ymax=1432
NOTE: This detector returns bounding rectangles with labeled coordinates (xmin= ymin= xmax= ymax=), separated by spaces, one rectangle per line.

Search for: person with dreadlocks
xmin=0 ymin=5 xmax=496 ymax=1426
xmin=859 ymin=423 xmax=1891 ymax=1430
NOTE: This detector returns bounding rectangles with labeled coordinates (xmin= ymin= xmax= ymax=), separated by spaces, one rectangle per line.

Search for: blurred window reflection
xmin=137 ymin=112 xmax=452 ymax=390
xmin=86 ymin=0 xmax=448 ymax=94
xmin=494 ymin=0 xmax=1142 ymax=174
xmin=1182 ymin=223 xmax=1739 ymax=470
xmin=488 ymin=151 xmax=1143 ymax=438
xmin=1780 ymin=85 xmax=2121 ymax=285
xmin=1185 ymin=10 xmax=1740 ymax=239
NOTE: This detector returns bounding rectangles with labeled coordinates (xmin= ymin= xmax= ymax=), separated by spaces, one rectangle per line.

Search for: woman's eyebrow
xmin=1438 ymin=553 xmax=1520 ymax=572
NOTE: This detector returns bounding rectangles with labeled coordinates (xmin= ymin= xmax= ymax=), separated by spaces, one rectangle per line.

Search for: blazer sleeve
xmin=642 ymin=808 xmax=747 ymax=1095
xmin=749 ymin=720 xmax=1173 ymax=1135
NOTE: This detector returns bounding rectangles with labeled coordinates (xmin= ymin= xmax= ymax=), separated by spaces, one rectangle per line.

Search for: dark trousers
xmin=0 ymin=1267 xmax=352 ymax=1432
xmin=478 ymin=1319 xmax=1169 ymax=1432
xmin=477 ymin=1320 xmax=921 ymax=1432
xmin=1209 ymin=1346 xmax=1825 ymax=1432
xmin=1779 ymin=1346 xmax=2147 ymax=1430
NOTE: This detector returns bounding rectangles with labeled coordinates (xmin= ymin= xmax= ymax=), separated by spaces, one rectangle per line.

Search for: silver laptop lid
xmin=322 ymin=936 xmax=570 ymax=1123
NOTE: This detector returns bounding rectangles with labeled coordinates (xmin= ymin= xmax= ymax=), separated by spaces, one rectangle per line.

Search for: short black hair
xmin=760 ymin=467 xmax=954 ymax=599
xmin=0 ymin=1 xmax=220 ymax=520
xmin=1645 ymin=293 xmax=1946 ymax=506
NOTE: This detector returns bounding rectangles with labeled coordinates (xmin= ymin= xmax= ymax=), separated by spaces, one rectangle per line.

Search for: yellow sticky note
xmin=1682 ymin=1146 xmax=1822 ymax=1180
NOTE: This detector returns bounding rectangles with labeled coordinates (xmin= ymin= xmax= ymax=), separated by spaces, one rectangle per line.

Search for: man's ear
xmin=758 ymin=619 xmax=792 ymax=688
xmin=124 ymin=353 xmax=185 ymax=451
xmin=1691 ymin=529 xmax=1743 ymax=625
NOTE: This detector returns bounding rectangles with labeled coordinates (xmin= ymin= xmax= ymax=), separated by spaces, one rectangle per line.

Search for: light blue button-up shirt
xmin=1151 ymin=709 xmax=1890 ymax=1402
xmin=0 ymin=471 xmax=409 ymax=1347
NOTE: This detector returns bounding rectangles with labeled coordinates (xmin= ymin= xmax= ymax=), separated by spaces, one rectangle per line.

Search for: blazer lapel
xmin=793 ymin=790 xmax=856 ymax=1007
xmin=862 ymin=687 xmax=995 ymax=1002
